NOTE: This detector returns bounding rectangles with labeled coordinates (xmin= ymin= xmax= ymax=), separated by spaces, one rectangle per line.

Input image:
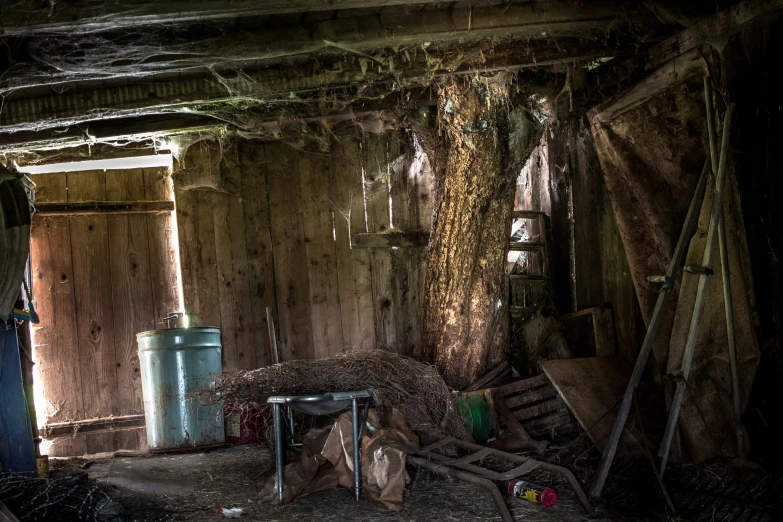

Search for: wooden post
xmin=418 ymin=81 xmax=542 ymax=390
xmin=705 ymin=78 xmax=744 ymax=455
xmin=657 ymin=102 xmax=735 ymax=476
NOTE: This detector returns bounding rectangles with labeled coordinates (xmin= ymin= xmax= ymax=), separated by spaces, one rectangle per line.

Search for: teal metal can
xmin=137 ymin=327 xmax=225 ymax=452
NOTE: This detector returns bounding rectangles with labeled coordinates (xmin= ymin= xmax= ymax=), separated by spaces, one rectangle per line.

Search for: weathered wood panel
xmin=238 ymin=141 xmax=276 ymax=368
xmin=171 ymin=134 xmax=431 ymax=365
xmin=211 ymin=146 xmax=255 ymax=370
xmin=299 ymin=151 xmax=344 ymax=359
xmin=66 ymin=170 xmax=119 ymax=419
xmin=30 ymin=174 xmax=83 ymax=426
xmin=331 ymin=138 xmax=375 ymax=350
xmin=388 ymin=132 xmax=426 ymax=357
xmin=265 ymin=143 xmax=313 ymax=361
xmin=143 ymin=168 xmax=180 ymax=323
xmin=105 ymin=169 xmax=154 ymax=416
xmin=363 ymin=134 xmax=397 ymax=351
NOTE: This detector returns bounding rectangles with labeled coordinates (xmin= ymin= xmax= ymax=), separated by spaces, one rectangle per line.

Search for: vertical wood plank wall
xmin=30 ymin=167 xmax=178 ymax=455
xmin=174 ymin=132 xmax=432 ymax=366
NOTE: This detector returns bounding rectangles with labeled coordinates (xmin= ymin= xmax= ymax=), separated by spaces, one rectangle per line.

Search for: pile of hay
xmin=197 ymin=349 xmax=469 ymax=441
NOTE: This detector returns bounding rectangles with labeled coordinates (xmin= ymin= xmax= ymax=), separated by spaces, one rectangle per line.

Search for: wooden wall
xmin=173 ymin=132 xmax=433 ymax=368
xmin=31 ymin=167 xmax=178 ymax=455
xmin=517 ymin=118 xmax=645 ymax=366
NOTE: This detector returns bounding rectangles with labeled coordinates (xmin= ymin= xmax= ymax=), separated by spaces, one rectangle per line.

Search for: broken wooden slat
xmin=504 ymin=386 xmax=558 ymax=409
xmin=524 ymin=411 xmax=574 ymax=437
xmin=35 ymin=200 xmax=174 ymax=215
xmin=513 ymin=397 xmax=567 ymax=421
xmin=493 ymin=373 xmax=550 ymax=395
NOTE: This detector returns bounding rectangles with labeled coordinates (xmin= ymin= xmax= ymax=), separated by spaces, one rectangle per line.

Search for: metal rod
xmin=273 ymin=403 xmax=285 ymax=504
xmin=658 ymin=102 xmax=736 ymax=477
xmin=351 ymin=398 xmax=361 ymax=501
xmin=589 ymin=160 xmax=710 ymax=498
xmin=408 ymin=456 xmax=514 ymax=522
xmin=705 ymin=77 xmax=744 ymax=455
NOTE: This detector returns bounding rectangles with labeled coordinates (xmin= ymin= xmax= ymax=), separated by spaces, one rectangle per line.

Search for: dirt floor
xmin=16 ymin=442 xmax=774 ymax=522
xmin=47 ymin=444 xmax=598 ymax=522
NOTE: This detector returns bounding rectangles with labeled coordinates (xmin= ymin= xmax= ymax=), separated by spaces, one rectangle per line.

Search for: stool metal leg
xmin=351 ymin=398 xmax=361 ymax=500
xmin=273 ymin=402 xmax=285 ymax=504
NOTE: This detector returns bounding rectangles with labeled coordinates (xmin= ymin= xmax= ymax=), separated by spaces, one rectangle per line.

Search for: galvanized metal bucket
xmin=137 ymin=327 xmax=225 ymax=452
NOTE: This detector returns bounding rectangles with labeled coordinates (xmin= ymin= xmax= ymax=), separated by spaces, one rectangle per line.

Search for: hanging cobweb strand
xmin=195 ymin=349 xmax=470 ymax=442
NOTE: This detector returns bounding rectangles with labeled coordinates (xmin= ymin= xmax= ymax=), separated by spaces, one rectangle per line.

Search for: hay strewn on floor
xmin=196 ymin=349 xmax=470 ymax=441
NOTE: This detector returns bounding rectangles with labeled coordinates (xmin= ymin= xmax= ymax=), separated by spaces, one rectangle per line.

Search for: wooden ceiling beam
xmin=2 ymin=2 xmax=639 ymax=94
xmin=0 ymin=0 xmax=453 ymax=36
xmin=646 ymin=0 xmax=783 ymax=69
xmin=0 ymin=37 xmax=624 ymax=134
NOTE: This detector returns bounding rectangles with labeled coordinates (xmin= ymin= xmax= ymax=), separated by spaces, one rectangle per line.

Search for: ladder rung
xmin=509 ymin=275 xmax=549 ymax=283
xmin=509 ymin=241 xmax=545 ymax=251
xmin=512 ymin=210 xmax=547 ymax=219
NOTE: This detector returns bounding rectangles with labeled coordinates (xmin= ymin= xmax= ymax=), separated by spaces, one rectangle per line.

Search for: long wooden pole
xmin=589 ymin=159 xmax=709 ymax=498
xmin=266 ymin=306 xmax=279 ymax=365
xmin=704 ymin=78 xmax=744 ymax=454
xmin=657 ymin=101 xmax=736 ymax=476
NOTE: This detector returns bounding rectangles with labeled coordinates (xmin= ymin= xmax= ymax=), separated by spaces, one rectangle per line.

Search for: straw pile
xmin=197 ymin=349 xmax=469 ymax=441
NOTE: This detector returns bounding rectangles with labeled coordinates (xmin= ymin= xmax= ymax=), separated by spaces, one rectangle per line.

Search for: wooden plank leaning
xmin=589 ymin=160 xmax=710 ymax=498
xmin=657 ymin=100 xmax=736 ymax=476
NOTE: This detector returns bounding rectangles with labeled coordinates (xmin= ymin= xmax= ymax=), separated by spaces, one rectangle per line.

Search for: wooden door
xmin=30 ymin=167 xmax=179 ymax=456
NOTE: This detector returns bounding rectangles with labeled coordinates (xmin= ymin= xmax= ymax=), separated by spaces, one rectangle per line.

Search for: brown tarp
xmin=588 ymin=49 xmax=760 ymax=462
xmin=263 ymin=408 xmax=419 ymax=510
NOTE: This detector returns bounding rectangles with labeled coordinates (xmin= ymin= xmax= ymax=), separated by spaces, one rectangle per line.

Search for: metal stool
xmin=267 ymin=390 xmax=372 ymax=503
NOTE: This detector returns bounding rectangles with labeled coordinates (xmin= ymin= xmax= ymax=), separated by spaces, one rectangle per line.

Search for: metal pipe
xmin=408 ymin=456 xmax=514 ymax=522
xmin=352 ymin=398 xmax=361 ymax=501
xmin=274 ymin=403 xmax=285 ymax=504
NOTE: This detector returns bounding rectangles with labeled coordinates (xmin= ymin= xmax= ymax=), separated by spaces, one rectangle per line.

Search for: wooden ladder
xmin=508 ymin=210 xmax=551 ymax=315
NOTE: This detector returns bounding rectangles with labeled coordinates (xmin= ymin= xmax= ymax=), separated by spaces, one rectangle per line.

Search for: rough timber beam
xmin=0 ymin=39 xmax=623 ymax=134
xmin=646 ymin=0 xmax=783 ymax=69
xmin=2 ymin=2 xmax=637 ymax=94
xmin=1 ymin=0 xmax=452 ymax=36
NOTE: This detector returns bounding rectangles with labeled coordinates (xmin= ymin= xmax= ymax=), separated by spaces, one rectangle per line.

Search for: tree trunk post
xmin=417 ymin=79 xmax=542 ymax=390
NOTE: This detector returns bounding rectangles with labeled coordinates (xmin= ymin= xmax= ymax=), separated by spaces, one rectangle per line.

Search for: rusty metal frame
xmin=414 ymin=434 xmax=594 ymax=514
